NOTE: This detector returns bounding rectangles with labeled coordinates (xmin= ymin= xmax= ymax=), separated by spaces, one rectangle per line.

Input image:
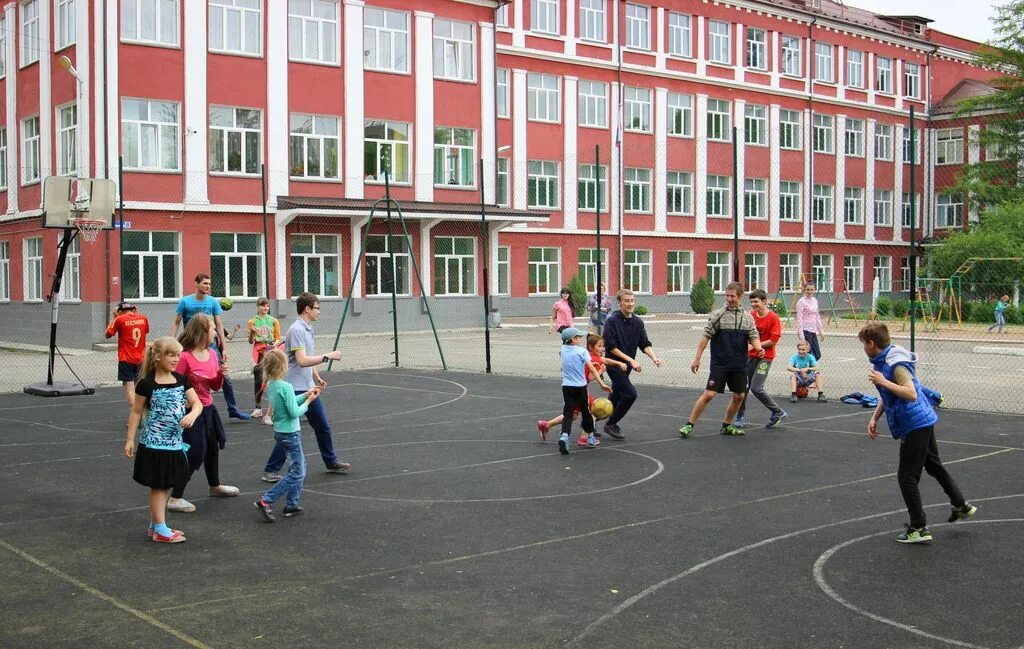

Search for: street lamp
xmin=56 ymin=55 xmax=86 ymax=205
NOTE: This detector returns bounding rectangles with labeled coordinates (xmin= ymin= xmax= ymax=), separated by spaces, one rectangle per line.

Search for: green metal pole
xmin=909 ymin=106 xmax=917 ymax=352
xmin=595 ymin=144 xmax=602 ymax=335
xmin=480 ymin=158 xmax=492 ymax=373
xmin=384 ymin=169 xmax=399 ymax=367
xmin=261 ymin=163 xmax=270 ymax=300
xmin=732 ymin=126 xmax=740 ymax=283
xmin=391 ymin=203 xmax=448 ymax=370
xmin=118 ymin=155 xmax=125 ymax=302
xmin=328 ymin=210 xmax=377 ymax=372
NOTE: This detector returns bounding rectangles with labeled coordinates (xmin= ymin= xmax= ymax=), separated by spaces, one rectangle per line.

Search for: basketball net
xmin=71 ymin=216 xmax=105 ymax=244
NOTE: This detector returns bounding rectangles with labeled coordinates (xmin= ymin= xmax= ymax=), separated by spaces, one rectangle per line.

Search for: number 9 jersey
xmin=106 ymin=312 xmax=151 ymax=365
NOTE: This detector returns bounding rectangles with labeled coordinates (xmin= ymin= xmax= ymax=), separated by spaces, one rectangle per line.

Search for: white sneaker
xmin=262 ymin=414 xmax=273 ymax=426
xmin=208 ymin=484 xmax=240 ymax=497
xmin=250 ymin=408 xmax=263 ymax=418
xmin=167 ymin=497 xmax=196 ymax=513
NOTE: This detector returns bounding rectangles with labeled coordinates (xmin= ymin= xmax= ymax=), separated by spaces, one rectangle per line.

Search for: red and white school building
xmin=0 ymin=0 xmax=1001 ymax=346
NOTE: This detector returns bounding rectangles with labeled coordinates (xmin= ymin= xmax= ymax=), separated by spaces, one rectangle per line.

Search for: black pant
xmin=561 ymin=386 xmax=594 ymax=437
xmin=802 ymin=331 xmax=822 ymax=361
xmin=172 ymin=410 xmax=221 ymax=498
xmin=253 ymin=352 xmax=266 ymax=406
xmin=606 ymin=368 xmax=637 ymax=426
xmin=897 ymin=425 xmax=966 ymax=529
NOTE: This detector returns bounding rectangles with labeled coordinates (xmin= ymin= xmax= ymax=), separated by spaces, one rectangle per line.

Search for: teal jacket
xmin=266 ymin=379 xmax=310 ymax=433
xmin=870 ymin=345 xmax=937 ymax=439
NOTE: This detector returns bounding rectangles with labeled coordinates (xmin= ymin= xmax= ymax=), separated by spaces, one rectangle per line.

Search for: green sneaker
xmin=896 ymin=524 xmax=932 ymax=544
xmin=679 ymin=423 xmax=694 ymax=438
xmin=720 ymin=424 xmax=745 ymax=436
xmin=947 ymin=503 xmax=977 ymax=523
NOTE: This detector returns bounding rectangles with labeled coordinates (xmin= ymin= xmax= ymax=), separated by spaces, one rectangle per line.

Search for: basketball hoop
xmin=71 ymin=217 xmax=105 ymax=244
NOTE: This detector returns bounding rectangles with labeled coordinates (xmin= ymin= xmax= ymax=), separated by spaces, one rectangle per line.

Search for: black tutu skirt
xmin=133 ymin=444 xmax=190 ymax=490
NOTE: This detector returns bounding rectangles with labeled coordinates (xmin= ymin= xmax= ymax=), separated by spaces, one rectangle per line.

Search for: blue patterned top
xmin=135 ymin=372 xmax=192 ymax=450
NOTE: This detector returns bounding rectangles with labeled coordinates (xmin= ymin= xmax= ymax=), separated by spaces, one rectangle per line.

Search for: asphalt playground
xmin=1 ymin=368 xmax=1022 ymax=649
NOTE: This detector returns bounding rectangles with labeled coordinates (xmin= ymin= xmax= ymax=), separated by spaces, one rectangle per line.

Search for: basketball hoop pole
xmin=45 ymin=228 xmax=76 ymax=385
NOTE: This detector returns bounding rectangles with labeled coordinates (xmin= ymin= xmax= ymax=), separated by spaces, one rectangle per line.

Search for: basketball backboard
xmin=41 ymin=176 xmax=117 ymax=229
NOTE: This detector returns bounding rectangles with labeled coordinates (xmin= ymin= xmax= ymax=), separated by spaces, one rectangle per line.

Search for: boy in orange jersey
xmin=105 ymin=301 xmax=150 ymax=411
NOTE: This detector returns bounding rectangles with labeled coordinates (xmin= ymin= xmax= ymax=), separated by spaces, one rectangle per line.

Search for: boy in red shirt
xmin=105 ymin=301 xmax=150 ymax=411
xmin=736 ymin=289 xmax=786 ymax=429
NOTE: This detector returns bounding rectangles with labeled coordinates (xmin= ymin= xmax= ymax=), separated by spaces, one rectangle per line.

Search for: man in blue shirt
xmin=170 ymin=272 xmax=250 ymax=420
xmin=601 ymin=289 xmax=662 ymax=440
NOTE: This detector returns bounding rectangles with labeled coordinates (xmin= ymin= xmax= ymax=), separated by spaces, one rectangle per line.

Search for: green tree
xmin=690 ymin=277 xmax=715 ymax=314
xmin=566 ymin=272 xmax=588 ymax=317
xmin=926 ymin=202 xmax=1024 ymax=297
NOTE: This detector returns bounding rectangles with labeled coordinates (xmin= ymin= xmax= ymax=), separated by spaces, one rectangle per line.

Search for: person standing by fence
xmin=988 ymin=295 xmax=1010 ymax=334
xmin=549 ymin=288 xmax=575 ymax=334
xmin=796 ymin=283 xmax=825 ymax=361
xmin=587 ymin=282 xmax=612 ymax=333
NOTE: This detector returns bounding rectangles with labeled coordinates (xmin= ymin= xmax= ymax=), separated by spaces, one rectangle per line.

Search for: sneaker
xmin=593 ymin=429 xmax=603 ymax=438
xmin=766 ymin=410 xmax=788 ymax=429
xmin=282 ymin=506 xmax=304 ymax=518
xmin=558 ymin=433 xmax=570 ymax=455
xmin=817 ymin=393 xmax=828 ymax=403
xmin=896 ymin=524 xmax=932 ymax=544
xmin=250 ymin=408 xmax=263 ymax=418
xmin=326 ymin=462 xmax=352 ymax=474
xmin=229 ymin=411 xmax=252 ymax=421
xmin=586 ymin=433 xmax=600 ymax=448
xmin=948 ymin=503 xmax=978 ymax=523
xmin=720 ymin=424 xmax=745 ymax=436
xmin=209 ymin=484 xmax=240 ymax=497
xmin=604 ymin=423 xmax=625 ymax=440
xmin=261 ymin=472 xmax=282 ymax=483
xmin=679 ymin=423 xmax=694 ymax=438
xmin=537 ymin=420 xmax=549 ymax=441
xmin=789 ymin=394 xmax=798 ymax=403
xmin=734 ymin=415 xmax=745 ymax=428
xmin=151 ymin=530 xmax=187 ymax=543
xmin=261 ymin=414 xmax=273 ymax=426
xmin=167 ymin=497 xmax=196 ymax=513
xmin=147 ymin=527 xmax=182 ymax=539
xmin=254 ymin=499 xmax=275 ymax=523
xmin=576 ymin=434 xmax=589 ymax=447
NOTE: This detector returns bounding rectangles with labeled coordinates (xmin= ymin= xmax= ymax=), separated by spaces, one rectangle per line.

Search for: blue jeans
xmin=264 ymin=392 xmax=339 ymax=471
xmin=262 ymin=433 xmax=305 ymax=509
xmin=989 ymin=311 xmax=1006 ymax=333
xmin=211 ymin=345 xmax=241 ymax=416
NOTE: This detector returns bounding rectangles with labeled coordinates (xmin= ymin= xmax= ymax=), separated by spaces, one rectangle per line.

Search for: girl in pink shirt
xmin=168 ymin=314 xmax=239 ymax=513
xmin=549 ymin=288 xmax=575 ymax=334
xmin=795 ymin=283 xmax=825 ymax=361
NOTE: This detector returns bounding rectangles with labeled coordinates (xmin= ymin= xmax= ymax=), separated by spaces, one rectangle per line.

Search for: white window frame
xmin=936 ymin=194 xmax=963 ymax=229
xmin=289 ymin=113 xmax=340 ymax=180
xmin=623 ymin=168 xmax=651 ymax=213
xmin=744 ymin=177 xmax=767 ymax=219
xmin=528 ymin=160 xmax=560 ymax=209
xmin=744 ymin=252 xmax=767 ymax=292
xmin=812 ymin=254 xmax=833 ymax=292
xmin=873 ymin=189 xmax=893 ymax=226
xmin=363 ymin=7 xmax=410 ymax=73
xmin=876 ymin=56 xmax=893 ymax=94
xmin=433 ymin=127 xmax=476 ymax=188
xmin=0 ymin=128 xmax=6 ymax=189
xmin=578 ymin=80 xmax=608 ymax=129
xmin=814 ymin=42 xmax=833 ymax=83
xmin=846 ymin=50 xmax=864 ymax=89
xmin=496 ymin=157 xmax=509 ymax=207
xmin=57 ymin=234 xmax=79 ymax=302
xmin=55 ymin=0 xmax=76 ymax=51
xmin=668 ymin=12 xmax=691 ymax=57
xmin=364 ymin=119 xmax=411 ymax=184
xmin=781 ymin=35 xmax=801 ymax=77
xmin=902 ymin=192 xmax=919 ymax=229
xmin=528 ymin=247 xmax=560 ymax=296
xmin=21 ymin=116 xmax=40 ymax=185
xmin=904 ymin=62 xmax=921 ymax=99
xmin=623 ymin=249 xmax=652 ymax=294
xmin=0 ymin=18 xmax=7 ymax=78
xmin=577 ymin=164 xmax=607 ymax=212
xmin=707 ymin=99 xmax=731 ymax=142
xmin=23 ymin=237 xmax=43 ymax=302
xmin=779 ymin=109 xmax=802 ymax=150
xmin=744 ymin=104 xmax=767 ymax=146
xmin=121 ymin=98 xmax=180 ymax=172
xmin=288 ymin=0 xmax=339 ymax=65
xmin=666 ymin=171 xmax=693 ymax=216
xmin=813 ymin=114 xmax=834 ymax=154
xmin=496 ymin=246 xmax=510 ymax=296
xmin=624 ymin=87 xmax=651 ymax=133
xmin=625 ymin=3 xmax=650 ymax=50
xmin=365 ymin=234 xmax=411 ymax=297
xmin=844 ymin=187 xmax=864 ymax=225
xmin=667 ymin=92 xmax=693 ymax=137
xmin=845 ymin=118 xmax=865 ymax=157
xmin=579 ymin=0 xmax=606 ymax=43
xmin=745 ymin=28 xmax=766 ymax=70
xmin=667 ymin=250 xmax=693 ymax=294
xmin=121 ymin=231 xmax=181 ymax=301
xmin=903 ymin=128 xmax=920 ymax=164
xmin=531 ymin=0 xmax=558 ymax=35
xmin=209 ymin=105 xmax=263 ymax=175
xmin=57 ymin=103 xmax=77 ymax=177
xmin=290 ymin=233 xmax=341 ymax=298
xmin=706 ymin=175 xmax=730 ymax=218
xmin=208 ymin=0 xmax=262 ymax=57
xmin=779 ymin=253 xmax=801 ymax=292
xmin=706 ymin=251 xmax=731 ymax=293
xmin=708 ymin=20 xmax=731 ymax=65
xmin=496 ymin=3 xmax=509 ymax=27
xmin=0 ymin=240 xmax=9 ymax=302
xmin=779 ymin=181 xmax=801 ymax=221
xmin=875 ymin=123 xmax=893 ymax=161
xmin=935 ymin=128 xmax=964 ymax=165
xmin=433 ymin=236 xmax=476 ymax=296
xmin=873 ymin=256 xmax=892 ymax=293
xmin=211 ymin=232 xmax=263 ymax=299
xmin=577 ymin=248 xmax=608 ymax=293
xmin=812 ymin=184 xmax=833 ymax=223
xmin=527 ymin=73 xmax=560 ymax=123
xmin=496 ymin=68 xmax=510 ymax=118
xmin=121 ymin=0 xmax=180 ymax=47
xmin=21 ymin=0 xmax=39 ymax=67
xmin=433 ymin=18 xmax=475 ymax=82
xmin=844 ymin=255 xmax=863 ymax=292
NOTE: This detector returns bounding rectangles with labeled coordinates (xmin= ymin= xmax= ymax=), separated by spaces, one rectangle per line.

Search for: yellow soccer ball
xmin=590 ymin=397 xmax=614 ymax=421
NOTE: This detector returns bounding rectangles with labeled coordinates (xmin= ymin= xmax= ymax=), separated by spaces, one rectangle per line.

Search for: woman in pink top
xmin=549 ymin=288 xmax=575 ymax=334
xmin=795 ymin=283 xmax=825 ymax=361
xmin=168 ymin=314 xmax=239 ymax=513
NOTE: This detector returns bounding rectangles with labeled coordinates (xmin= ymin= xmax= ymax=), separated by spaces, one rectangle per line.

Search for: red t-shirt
xmin=105 ymin=313 xmax=150 ymax=365
xmin=749 ymin=309 xmax=782 ymax=361
xmin=585 ymin=352 xmax=605 ymax=382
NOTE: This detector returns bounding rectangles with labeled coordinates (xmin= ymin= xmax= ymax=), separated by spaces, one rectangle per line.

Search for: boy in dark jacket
xmin=861 ymin=322 xmax=977 ymax=543
xmin=601 ymin=289 xmax=662 ymax=440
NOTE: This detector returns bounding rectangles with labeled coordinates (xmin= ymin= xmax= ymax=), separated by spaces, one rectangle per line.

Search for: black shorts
xmin=118 ymin=361 xmax=141 ymax=383
xmin=705 ymin=368 xmax=748 ymax=394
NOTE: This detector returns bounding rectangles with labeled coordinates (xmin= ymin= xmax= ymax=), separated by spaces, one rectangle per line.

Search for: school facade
xmin=0 ymin=0 xmax=1003 ymax=347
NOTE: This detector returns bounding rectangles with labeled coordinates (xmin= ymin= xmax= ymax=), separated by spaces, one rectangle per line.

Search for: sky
xmin=847 ymin=0 xmax=1003 ymax=44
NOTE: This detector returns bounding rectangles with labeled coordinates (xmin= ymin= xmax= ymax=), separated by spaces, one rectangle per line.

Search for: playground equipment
xmin=777 ymin=273 xmax=857 ymax=328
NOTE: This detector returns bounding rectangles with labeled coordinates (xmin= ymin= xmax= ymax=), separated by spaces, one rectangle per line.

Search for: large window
xmin=902 ymin=192 xmax=919 ymax=228
xmin=528 ymin=247 xmax=560 ymax=295
xmin=577 ymin=164 xmax=607 ymax=211
xmin=744 ymin=104 xmax=766 ymax=146
xmin=623 ymin=250 xmax=651 ymax=294
xmin=779 ymin=181 xmax=801 ymax=221
xmin=56 ymin=0 xmax=76 ymax=50
xmin=813 ymin=114 xmax=833 ymax=154
xmin=624 ymin=168 xmax=651 ymax=213
xmin=781 ymin=35 xmax=801 ymax=76
xmin=290 ymin=234 xmax=340 ymax=297
xmin=876 ymin=56 xmax=892 ymax=94
xmin=121 ymin=0 xmax=179 ymax=46
xmin=874 ymin=190 xmax=893 ymax=226
xmin=577 ymin=248 xmax=607 ymax=292
xmin=812 ymin=254 xmax=833 ymax=292
xmin=21 ymin=0 xmax=39 ymax=66
xmin=527 ymin=73 xmax=560 ymax=123
xmin=875 ymin=124 xmax=893 ymax=161
xmin=531 ymin=0 xmax=558 ymax=34
xmin=496 ymin=158 xmax=509 ymax=207
xmin=744 ymin=253 xmax=767 ymax=291
xmin=903 ymin=128 xmax=920 ymax=164
xmin=122 ymin=99 xmax=179 ymax=172
xmin=846 ymin=50 xmax=864 ymax=88
xmin=707 ymin=175 xmax=730 ymax=217
xmin=211 ymin=233 xmax=263 ymax=299
xmin=667 ymin=92 xmax=693 ymax=137
xmin=288 ymin=0 xmax=339 ymax=64
xmin=57 ymin=104 xmax=77 ymax=177
xmin=625 ymin=3 xmax=649 ymax=50
xmin=666 ymin=171 xmax=693 ymax=215
xmin=936 ymin=195 xmax=963 ymax=229
xmin=667 ymin=250 xmax=693 ymax=294
xmin=779 ymin=253 xmax=801 ymax=292
xmin=0 ymin=241 xmax=8 ymax=302
xmin=433 ymin=19 xmax=474 ymax=81
xmin=844 ymin=256 xmax=863 ymax=292
xmin=904 ymin=62 xmax=921 ymax=99
xmin=23 ymin=237 xmax=43 ymax=302
xmin=706 ymin=252 xmax=730 ymax=292
xmin=812 ymin=184 xmax=833 ymax=223
xmin=0 ymin=128 xmax=6 ymax=189
xmin=873 ymin=256 xmax=892 ymax=293
xmin=844 ymin=187 xmax=864 ymax=225
xmin=434 ymin=236 xmax=476 ymax=295
xmin=121 ymin=231 xmax=180 ymax=300
xmin=845 ymin=118 xmax=865 ymax=157
xmin=744 ymin=178 xmax=766 ymax=219
xmin=624 ymin=87 xmax=651 ymax=133
xmin=21 ymin=116 xmax=40 ymax=184
xmin=578 ymin=80 xmax=607 ymax=128
xmin=363 ymin=7 xmax=409 ymax=73
xmin=364 ymin=120 xmax=410 ymax=183
xmin=528 ymin=160 xmax=559 ymax=208
xmin=708 ymin=20 xmax=731 ymax=65
xmin=496 ymin=246 xmax=510 ymax=295
xmin=707 ymin=99 xmax=731 ymax=142
xmin=365 ymin=235 xmax=410 ymax=296
xmin=936 ymin=128 xmax=964 ymax=165
xmin=746 ymin=28 xmax=766 ymax=70
xmin=814 ymin=42 xmax=833 ymax=82
xmin=0 ymin=19 xmax=5 ymax=78
xmin=779 ymin=109 xmax=802 ymax=150
xmin=668 ymin=12 xmax=691 ymax=57
xmin=209 ymin=0 xmax=262 ymax=56
xmin=579 ymin=0 xmax=606 ymax=42
xmin=57 ymin=240 xmax=80 ymax=299
xmin=209 ymin=106 xmax=262 ymax=174
xmin=497 ymin=69 xmax=510 ymax=118
xmin=290 ymin=113 xmax=340 ymax=179
xmin=434 ymin=127 xmax=476 ymax=188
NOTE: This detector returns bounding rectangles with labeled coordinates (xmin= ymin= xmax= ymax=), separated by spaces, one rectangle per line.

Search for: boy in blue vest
xmin=860 ymin=322 xmax=976 ymax=543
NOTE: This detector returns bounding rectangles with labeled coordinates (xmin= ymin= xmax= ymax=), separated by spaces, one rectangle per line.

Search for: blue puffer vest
xmin=870 ymin=344 xmax=937 ymax=439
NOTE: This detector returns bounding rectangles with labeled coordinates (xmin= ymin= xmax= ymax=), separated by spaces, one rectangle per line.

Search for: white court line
xmin=812 ymin=519 xmax=1024 ymax=649
xmin=0 ymin=398 xmax=127 ymax=412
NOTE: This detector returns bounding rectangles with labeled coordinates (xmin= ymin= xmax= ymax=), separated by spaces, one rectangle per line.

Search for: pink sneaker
xmin=537 ymin=420 xmax=549 ymax=441
xmin=577 ymin=435 xmax=589 ymax=447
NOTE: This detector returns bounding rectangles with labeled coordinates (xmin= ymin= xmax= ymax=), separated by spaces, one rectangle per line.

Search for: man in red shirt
xmin=105 ymin=301 xmax=150 ymax=411
xmin=736 ymin=289 xmax=786 ymax=429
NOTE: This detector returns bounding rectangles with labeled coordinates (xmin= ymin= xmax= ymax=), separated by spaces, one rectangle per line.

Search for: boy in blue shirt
xmin=557 ymin=328 xmax=601 ymax=455
xmin=786 ymin=340 xmax=827 ymax=403
xmin=860 ymin=322 xmax=977 ymax=543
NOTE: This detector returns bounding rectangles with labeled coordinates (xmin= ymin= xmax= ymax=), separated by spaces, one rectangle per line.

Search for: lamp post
xmin=56 ymin=55 xmax=86 ymax=203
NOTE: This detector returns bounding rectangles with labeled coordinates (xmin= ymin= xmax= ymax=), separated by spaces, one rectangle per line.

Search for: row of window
xmin=499 ymin=1 xmax=923 ymax=99
xmin=0 ymin=104 xmax=77 ymax=188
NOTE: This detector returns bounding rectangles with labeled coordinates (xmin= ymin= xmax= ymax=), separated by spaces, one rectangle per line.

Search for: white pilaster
xmin=4 ymin=4 xmax=17 ymax=212
xmin=835 ymin=115 xmax=846 ymax=240
xmin=968 ymin=124 xmax=981 ymax=222
xmin=39 ymin=0 xmax=52 ymax=182
xmin=895 ymin=60 xmax=904 ymax=111
xmin=419 ymin=220 xmax=436 ymax=295
xmin=414 ymin=11 xmax=434 ymax=202
xmin=655 ymin=7 xmax=665 ymax=70
xmin=565 ymin=0 xmax=576 ymax=57
xmin=563 ymin=76 xmax=578 ymax=230
xmin=894 ymin=123 xmax=905 ymax=241
xmin=804 ymin=35 xmax=812 ymax=94
xmin=91 ymin=0 xmax=104 ymax=180
xmin=512 ymin=0 xmax=524 ymax=48
xmin=75 ymin=0 xmax=90 ymax=187
xmin=866 ymin=52 xmax=876 ymax=103
xmin=609 ymin=82 xmax=620 ymax=231
xmin=612 ymin=1 xmax=620 ymax=65
xmin=654 ymin=87 xmax=667 ymax=232
xmin=480 ymin=22 xmax=496 ymax=204
xmin=803 ymin=108 xmax=812 ymax=241
xmin=104 ymin=0 xmax=118 ymax=183
xmin=696 ymin=16 xmax=706 ymax=76
xmin=349 ymin=217 xmax=368 ymax=298
xmin=865 ymin=119 xmax=876 ymax=241
xmin=769 ymin=104 xmax=781 ymax=237
xmin=512 ymin=69 xmax=528 ymax=211
xmin=925 ymin=127 xmax=935 ymax=237
xmin=344 ymin=0 xmax=366 ymax=198
xmin=836 ymin=45 xmax=845 ymax=100
xmin=183 ymin=0 xmax=208 ymax=204
xmin=695 ymin=93 xmax=708 ymax=234
xmin=770 ymin=31 xmax=780 ymax=87
xmin=266 ymin=0 xmax=289 ymax=207
xmin=734 ymin=23 xmax=744 ymax=83
xmin=734 ymin=99 xmax=746 ymax=236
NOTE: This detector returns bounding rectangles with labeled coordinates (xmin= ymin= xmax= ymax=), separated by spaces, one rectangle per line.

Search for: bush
xmin=690 ymin=277 xmax=715 ymax=314
xmin=769 ymin=298 xmax=788 ymax=318
xmin=566 ymin=273 xmax=588 ymax=317
xmin=968 ymin=301 xmax=995 ymax=324
xmin=874 ymin=296 xmax=892 ymax=317
xmin=634 ymin=305 xmax=649 ymax=315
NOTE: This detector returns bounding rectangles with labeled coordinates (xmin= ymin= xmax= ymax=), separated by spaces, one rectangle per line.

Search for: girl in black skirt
xmin=125 ymin=336 xmax=203 ymax=543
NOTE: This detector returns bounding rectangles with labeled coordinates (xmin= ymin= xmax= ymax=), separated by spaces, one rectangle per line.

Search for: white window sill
xmin=745 ymin=141 xmax=768 ymax=148
xmin=435 ymin=75 xmax=477 ymax=85
xmin=746 ymin=65 xmax=769 ymax=73
xmin=290 ymin=176 xmax=343 ymax=184
xmin=813 ymin=79 xmax=836 ymax=86
xmin=623 ymin=46 xmax=652 ymax=55
xmin=708 ymin=137 xmax=732 ymax=144
xmin=209 ymin=49 xmax=264 ymax=60
xmin=780 ymin=146 xmax=804 ymax=152
xmin=577 ymin=38 xmax=611 ymax=48
xmin=365 ymin=179 xmax=412 ymax=186
xmin=707 ymin=60 xmax=734 ymax=69
xmin=131 ymin=298 xmax=183 ymax=304
xmin=365 ymin=66 xmax=412 ymax=76
xmin=707 ymin=214 xmax=732 ymax=219
xmin=121 ymin=39 xmax=180 ymax=50
xmin=624 ymin=128 xmax=652 ymax=135
xmin=55 ymin=42 xmax=75 ymax=54
xmin=434 ymin=184 xmax=476 ymax=191
xmin=527 ymin=118 xmax=562 ymax=125
xmin=24 ymin=299 xmax=44 ymax=304
xmin=210 ymin=172 xmax=262 ymax=178
xmin=528 ymin=30 xmax=563 ymax=40
xmin=528 ymin=206 xmax=560 ymax=211
xmin=579 ymin=123 xmax=609 ymax=131
xmin=781 ymin=73 xmax=804 ymax=80
xmin=779 ymin=219 xmax=803 ymax=223
xmin=124 ymin=168 xmax=182 ymax=175
xmin=744 ymin=216 xmax=768 ymax=221
xmin=289 ymin=57 xmax=341 ymax=68
xmin=668 ymin=133 xmax=694 ymax=139
xmin=21 ymin=180 xmax=41 ymax=187
xmin=666 ymin=53 xmax=695 ymax=62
